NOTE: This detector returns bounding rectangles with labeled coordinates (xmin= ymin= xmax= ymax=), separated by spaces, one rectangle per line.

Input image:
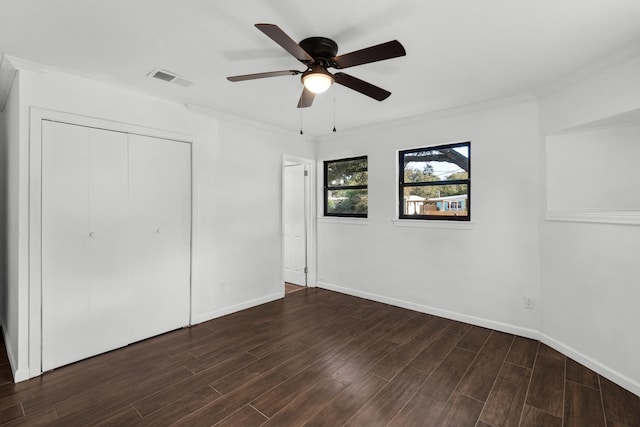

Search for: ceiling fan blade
xmin=297 ymin=87 xmax=315 ymax=108
xmin=227 ymin=70 xmax=301 ymax=82
xmin=334 ymin=72 xmax=391 ymax=101
xmin=255 ymin=24 xmax=313 ymax=63
xmin=332 ymin=40 xmax=406 ymax=69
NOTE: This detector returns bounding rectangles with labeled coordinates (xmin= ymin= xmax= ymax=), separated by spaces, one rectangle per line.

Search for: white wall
xmin=316 ymin=97 xmax=542 ymax=337
xmin=2 ymin=60 xmax=315 ymax=380
xmin=197 ymin=117 xmax=316 ymax=321
xmin=539 ymin=53 xmax=640 ymax=395
xmin=540 ymin=53 xmax=640 ymax=134
xmin=546 ymin=125 xmax=640 ymax=211
xmin=0 ymin=73 xmax=22 ymax=377
xmin=0 ymin=108 xmax=3 ymax=331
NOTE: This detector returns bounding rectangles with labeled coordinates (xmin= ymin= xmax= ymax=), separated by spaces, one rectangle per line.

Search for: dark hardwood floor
xmin=1 ymin=288 xmax=639 ymax=426
xmin=285 ymin=282 xmax=305 ymax=294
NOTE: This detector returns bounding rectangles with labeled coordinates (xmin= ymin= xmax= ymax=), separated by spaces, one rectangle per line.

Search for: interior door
xmin=284 ymin=163 xmax=307 ymax=286
xmin=41 ymin=121 xmax=129 ymax=371
xmin=128 ymin=134 xmax=191 ymax=343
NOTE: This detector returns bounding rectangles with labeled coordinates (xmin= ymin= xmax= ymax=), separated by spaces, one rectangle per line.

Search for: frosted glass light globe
xmin=302 ymin=72 xmax=334 ymax=94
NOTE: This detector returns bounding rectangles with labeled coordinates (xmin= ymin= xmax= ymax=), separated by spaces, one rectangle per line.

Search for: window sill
xmin=545 ymin=210 xmax=640 ymax=226
xmin=391 ymin=219 xmax=474 ymax=230
xmin=318 ymin=217 xmax=370 ymax=225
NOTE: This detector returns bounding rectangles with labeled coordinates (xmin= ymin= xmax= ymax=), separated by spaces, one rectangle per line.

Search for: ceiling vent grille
xmin=148 ymin=69 xmax=194 ymax=87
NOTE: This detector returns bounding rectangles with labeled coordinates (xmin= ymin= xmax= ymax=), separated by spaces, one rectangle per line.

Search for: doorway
xmin=282 ymin=156 xmax=315 ymax=292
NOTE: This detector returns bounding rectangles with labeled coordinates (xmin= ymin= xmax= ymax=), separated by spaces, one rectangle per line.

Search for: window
xmin=399 ymin=142 xmax=470 ymax=220
xmin=324 ymin=156 xmax=368 ymax=217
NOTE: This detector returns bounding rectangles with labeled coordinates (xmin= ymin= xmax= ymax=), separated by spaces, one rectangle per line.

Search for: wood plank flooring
xmin=284 ymin=282 xmax=305 ymax=294
xmin=1 ymin=288 xmax=639 ymax=426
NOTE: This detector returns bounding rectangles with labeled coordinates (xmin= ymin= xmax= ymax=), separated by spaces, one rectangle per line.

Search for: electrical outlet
xmin=524 ymin=296 xmax=534 ymax=309
xmin=220 ymin=282 xmax=226 ymax=292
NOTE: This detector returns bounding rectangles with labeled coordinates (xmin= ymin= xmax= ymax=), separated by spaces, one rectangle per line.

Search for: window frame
xmin=398 ymin=141 xmax=471 ymax=221
xmin=324 ymin=155 xmax=368 ymax=218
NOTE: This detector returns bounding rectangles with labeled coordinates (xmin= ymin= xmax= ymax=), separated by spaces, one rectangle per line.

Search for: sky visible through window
xmin=404 ymin=146 xmax=469 ymax=179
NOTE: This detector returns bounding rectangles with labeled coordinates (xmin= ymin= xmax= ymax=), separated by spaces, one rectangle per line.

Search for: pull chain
xmin=299 ymin=109 xmax=304 ymax=135
xmin=333 ymin=86 xmax=337 ymax=133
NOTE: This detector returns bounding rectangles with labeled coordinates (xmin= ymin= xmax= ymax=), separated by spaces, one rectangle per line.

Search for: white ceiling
xmin=1 ymin=0 xmax=640 ymax=136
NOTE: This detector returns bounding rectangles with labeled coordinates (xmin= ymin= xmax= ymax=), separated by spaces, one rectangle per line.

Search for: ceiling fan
xmin=227 ymin=24 xmax=406 ymax=108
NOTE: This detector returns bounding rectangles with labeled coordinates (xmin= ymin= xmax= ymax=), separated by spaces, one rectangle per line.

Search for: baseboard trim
xmin=540 ymin=334 xmax=640 ymax=397
xmin=194 ymin=292 xmax=284 ymax=324
xmin=317 ymin=281 xmax=640 ymax=398
xmin=1 ymin=323 xmax=28 ymax=383
xmin=317 ymin=281 xmax=540 ymax=340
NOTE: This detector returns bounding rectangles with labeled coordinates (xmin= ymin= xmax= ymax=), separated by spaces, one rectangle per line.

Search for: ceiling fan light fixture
xmin=228 ymin=24 xmax=406 ymax=108
xmin=302 ymin=68 xmax=334 ymax=94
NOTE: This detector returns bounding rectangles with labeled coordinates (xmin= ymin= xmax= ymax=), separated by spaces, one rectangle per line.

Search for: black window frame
xmin=324 ymin=155 xmax=368 ymax=218
xmin=399 ymin=141 xmax=471 ymax=221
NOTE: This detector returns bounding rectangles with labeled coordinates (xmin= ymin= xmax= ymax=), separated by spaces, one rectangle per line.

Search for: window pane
xmin=327 ymin=189 xmax=368 ymax=215
xmin=327 ymin=158 xmax=368 ymax=188
xmin=402 ymin=184 xmax=468 ymax=217
xmin=403 ymin=145 xmax=469 ymax=183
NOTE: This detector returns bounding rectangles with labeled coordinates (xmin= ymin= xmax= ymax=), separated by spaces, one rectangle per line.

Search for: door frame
xmin=282 ymin=155 xmax=316 ymax=290
xmin=28 ymin=107 xmax=194 ymax=378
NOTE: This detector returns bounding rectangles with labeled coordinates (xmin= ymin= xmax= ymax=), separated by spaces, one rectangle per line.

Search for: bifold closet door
xmin=128 ymin=134 xmax=191 ymax=343
xmin=42 ymin=121 xmax=129 ymax=371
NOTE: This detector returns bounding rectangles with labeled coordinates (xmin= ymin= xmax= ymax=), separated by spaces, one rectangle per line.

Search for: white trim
xmin=545 ymin=210 xmax=640 ymax=226
xmin=187 ymin=103 xmax=314 ymax=141
xmin=282 ymin=154 xmax=317 ymax=288
xmin=318 ymin=217 xmax=369 ymax=226
xmin=195 ymin=292 xmax=283 ymax=324
xmin=549 ymin=120 xmax=640 ymax=136
xmin=1 ymin=324 xmax=28 ymax=382
xmin=28 ymin=107 xmax=196 ymax=379
xmin=536 ymin=42 xmax=640 ymax=99
xmin=540 ymin=334 xmax=640 ymax=397
xmin=0 ymin=55 xmax=17 ymax=112
xmin=316 ymin=281 xmax=640 ymax=396
xmin=315 ymin=93 xmax=536 ymax=142
xmin=317 ymin=281 xmax=540 ymax=340
xmin=1 ymin=55 xmax=50 ymax=74
xmin=30 ymin=107 xmax=193 ymax=143
xmin=391 ymin=219 xmax=474 ymax=230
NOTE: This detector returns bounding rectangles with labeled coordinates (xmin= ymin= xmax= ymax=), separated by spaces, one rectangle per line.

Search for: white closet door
xmin=42 ymin=121 xmax=91 ymax=370
xmin=128 ymin=134 xmax=191 ymax=343
xmin=42 ymin=122 xmax=129 ymax=370
xmin=86 ymin=128 xmax=129 ymax=355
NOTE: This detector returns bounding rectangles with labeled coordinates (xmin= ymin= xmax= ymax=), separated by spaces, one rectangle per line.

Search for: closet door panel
xmin=128 ymin=135 xmax=191 ymax=342
xmin=87 ymin=128 xmax=129 ymax=355
xmin=41 ymin=121 xmax=92 ymax=371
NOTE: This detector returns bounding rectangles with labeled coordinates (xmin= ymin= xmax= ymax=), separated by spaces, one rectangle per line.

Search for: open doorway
xmin=282 ymin=156 xmax=315 ymax=294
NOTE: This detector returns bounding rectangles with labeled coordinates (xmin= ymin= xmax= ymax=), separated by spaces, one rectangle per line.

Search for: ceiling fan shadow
xmin=223 ymin=48 xmax=289 ymax=61
xmin=330 ymin=4 xmax=418 ymax=43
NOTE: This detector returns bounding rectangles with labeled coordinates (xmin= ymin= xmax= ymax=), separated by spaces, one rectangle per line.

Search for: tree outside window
xmin=324 ymin=156 xmax=368 ymax=217
xmin=399 ymin=142 xmax=470 ymax=220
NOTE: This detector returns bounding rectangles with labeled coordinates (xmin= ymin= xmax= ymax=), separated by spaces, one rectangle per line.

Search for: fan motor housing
xmin=299 ymin=37 xmax=338 ymax=61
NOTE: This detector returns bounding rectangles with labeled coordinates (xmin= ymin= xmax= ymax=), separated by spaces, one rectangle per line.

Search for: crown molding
xmin=1 ymin=55 xmax=52 ymax=74
xmin=0 ymin=55 xmax=18 ymax=112
xmin=316 ymin=93 xmax=537 ymax=142
xmin=536 ymin=42 xmax=640 ymax=99
xmin=185 ymin=103 xmax=315 ymax=141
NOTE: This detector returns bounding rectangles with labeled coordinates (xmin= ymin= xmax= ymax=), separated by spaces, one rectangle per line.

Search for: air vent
xmin=171 ymin=77 xmax=194 ymax=87
xmin=148 ymin=69 xmax=194 ymax=87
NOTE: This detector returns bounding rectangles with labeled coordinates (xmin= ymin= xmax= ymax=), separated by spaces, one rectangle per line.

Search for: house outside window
xmin=399 ymin=142 xmax=470 ymax=220
xmin=324 ymin=156 xmax=368 ymax=217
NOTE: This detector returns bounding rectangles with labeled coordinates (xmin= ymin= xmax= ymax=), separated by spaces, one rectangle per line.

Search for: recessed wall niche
xmin=546 ymin=108 xmax=640 ymax=224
